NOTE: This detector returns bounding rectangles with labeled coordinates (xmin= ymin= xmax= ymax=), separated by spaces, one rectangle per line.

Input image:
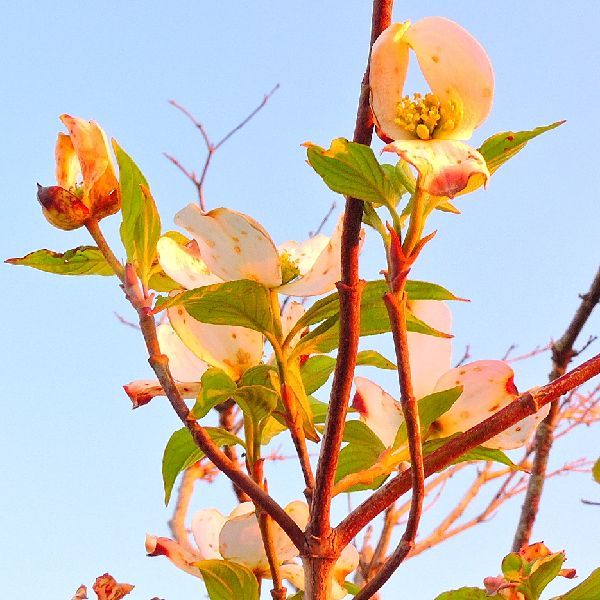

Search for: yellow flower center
xmin=279 ymin=251 xmax=301 ymax=284
xmin=394 ymin=93 xmax=460 ymax=140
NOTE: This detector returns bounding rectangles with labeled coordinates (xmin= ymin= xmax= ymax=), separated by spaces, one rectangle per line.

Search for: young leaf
xmin=519 ymin=553 xmax=564 ymax=600
xmin=423 ymin=438 xmax=519 ymax=469
xmin=162 ymin=427 xmax=244 ymax=504
xmin=305 ymin=138 xmax=400 ymax=206
xmin=156 ymin=279 xmax=274 ymax=335
xmin=113 ymin=142 xmax=161 ymax=286
xmin=238 ymin=364 xmax=279 ymax=390
xmin=6 ymin=246 xmax=113 ymax=276
xmin=233 ymin=385 xmax=279 ymax=426
xmin=478 ymin=121 xmax=565 ymax=176
xmin=356 ymin=350 xmax=397 ymax=370
xmin=301 ymin=355 xmax=336 ymax=394
xmin=433 ymin=588 xmax=489 ymax=600
xmin=285 ymin=362 xmax=320 ymax=442
xmin=190 ymin=368 xmax=237 ymax=419
xmin=393 ymin=386 xmax=463 ymax=448
xmin=558 ymin=567 xmax=600 ymax=600
xmin=195 ymin=559 xmax=259 ymax=600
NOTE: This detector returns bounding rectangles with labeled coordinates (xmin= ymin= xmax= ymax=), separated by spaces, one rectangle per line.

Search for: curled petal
xmin=281 ymin=300 xmax=306 ymax=347
xmin=191 ymin=509 xmax=227 ymax=560
xmin=277 ymin=216 xmax=363 ymax=297
xmin=353 ymin=377 xmax=403 ymax=447
xmin=369 ymin=22 xmax=413 ymax=141
xmin=123 ymin=379 xmax=200 ymax=408
xmin=167 ymin=304 xmax=263 ymax=381
xmin=157 ymin=236 xmax=222 ymax=290
xmin=384 ymin=139 xmax=489 ymax=198
xmin=92 ymin=574 xmax=134 ymax=600
xmin=36 ymin=184 xmax=90 ymax=231
xmin=174 ymin=205 xmax=282 ymax=287
xmin=405 ymin=17 xmax=494 ymax=140
xmin=145 ymin=534 xmax=201 ymax=578
xmin=55 ymin=132 xmax=80 ymax=191
xmin=280 ymin=562 xmax=305 ymax=589
xmin=432 ymin=360 xmax=539 ymax=449
xmin=333 ymin=544 xmax=360 ymax=600
xmin=157 ymin=322 xmax=209 ymax=383
xmin=407 ymin=300 xmax=452 ymax=400
xmin=219 ymin=510 xmax=269 ymax=571
xmin=59 ymin=115 xmax=119 ymax=218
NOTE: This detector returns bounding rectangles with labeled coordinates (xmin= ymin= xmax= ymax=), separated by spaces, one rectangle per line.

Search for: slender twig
xmin=217 ymin=401 xmax=251 ymax=503
xmin=167 ymin=85 xmax=279 ymax=211
xmin=310 ymin=201 xmax=337 ymax=238
xmin=512 ymin=265 xmax=600 ymax=551
xmin=355 ymin=292 xmax=425 ymax=599
xmin=86 ymin=219 xmax=305 ymax=550
xmin=335 ymin=351 xmax=600 ymax=549
xmin=309 ymin=0 xmax=392 ymax=543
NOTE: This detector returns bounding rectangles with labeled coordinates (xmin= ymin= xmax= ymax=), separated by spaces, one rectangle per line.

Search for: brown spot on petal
xmin=505 ymin=377 xmax=518 ymax=395
xmin=352 ymin=391 xmax=367 ymax=415
xmin=482 ymin=87 xmax=493 ymax=98
xmin=206 ymin=240 xmax=216 ymax=248
xmin=431 ymin=55 xmax=440 ymax=63
xmin=233 ymin=245 xmax=241 ymax=254
xmin=489 ymin=403 xmax=500 ymax=412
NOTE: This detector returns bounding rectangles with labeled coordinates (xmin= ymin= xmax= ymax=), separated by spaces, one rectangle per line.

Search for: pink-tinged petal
xmin=145 ymin=534 xmax=201 ymax=578
xmin=123 ymin=379 xmax=200 ymax=409
xmin=384 ymin=139 xmax=489 ymax=198
xmin=92 ymin=574 xmax=134 ymax=600
xmin=157 ymin=322 xmax=209 ymax=383
xmin=332 ymin=544 xmax=360 ymax=600
xmin=353 ymin=377 xmax=403 ymax=447
xmin=278 ymin=216 xmax=363 ymax=297
xmin=369 ymin=22 xmax=413 ymax=141
xmin=280 ymin=301 xmax=306 ymax=347
xmin=432 ymin=360 xmax=531 ymax=446
xmin=55 ymin=132 xmax=80 ymax=190
xmin=219 ymin=509 xmax=268 ymax=571
xmin=487 ymin=403 xmax=550 ymax=450
xmin=407 ymin=300 xmax=452 ymax=400
xmin=167 ymin=304 xmax=263 ymax=381
xmin=191 ymin=509 xmax=227 ymax=560
xmin=157 ymin=236 xmax=222 ymax=290
xmin=405 ymin=17 xmax=494 ymax=140
xmin=174 ymin=205 xmax=282 ymax=286
xmin=59 ymin=115 xmax=119 ymax=218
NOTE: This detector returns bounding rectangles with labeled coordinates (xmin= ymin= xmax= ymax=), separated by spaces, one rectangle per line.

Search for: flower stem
xmin=402 ymin=185 xmax=427 ymax=257
xmin=84 ymin=219 xmax=125 ymax=282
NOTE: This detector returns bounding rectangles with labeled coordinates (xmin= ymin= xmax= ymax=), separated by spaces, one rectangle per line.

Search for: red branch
xmin=335 ymin=352 xmax=600 ymax=549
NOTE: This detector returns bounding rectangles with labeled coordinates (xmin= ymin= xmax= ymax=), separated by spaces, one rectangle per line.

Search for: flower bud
xmin=36 ymin=184 xmax=90 ymax=230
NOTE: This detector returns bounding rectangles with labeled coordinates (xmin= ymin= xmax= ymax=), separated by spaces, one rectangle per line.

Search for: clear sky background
xmin=2 ymin=1 xmax=599 ymax=598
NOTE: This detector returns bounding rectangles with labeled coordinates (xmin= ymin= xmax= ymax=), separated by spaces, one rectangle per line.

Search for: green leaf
xmin=114 ymin=141 xmax=161 ymax=286
xmin=190 ymin=368 xmax=237 ymax=419
xmin=305 ymin=138 xmax=399 ymax=206
xmin=423 ymin=438 xmax=519 ymax=469
xmin=234 ymin=385 xmax=279 ymax=426
xmin=156 ymin=279 xmax=274 ymax=335
xmin=301 ymin=355 xmax=336 ymax=394
xmin=162 ymin=427 xmax=244 ymax=505
xmin=309 ymin=396 xmax=329 ymax=424
xmin=478 ymin=121 xmax=565 ymax=177
xmin=285 ymin=362 xmax=320 ymax=442
xmin=593 ymin=458 xmax=600 ymax=484
xmin=343 ymin=420 xmax=386 ymax=447
xmin=296 ymin=279 xmax=461 ymax=332
xmin=519 ymin=553 xmax=564 ymax=600
xmin=394 ymin=387 xmax=462 ymax=448
xmin=195 ymin=559 xmax=259 ymax=600
xmin=557 ymin=567 xmax=600 ymax=600
xmin=344 ymin=581 xmax=361 ymax=595
xmin=434 ymin=588 xmax=490 ymax=600
xmin=6 ymin=246 xmax=113 ymax=276
xmin=238 ymin=364 xmax=279 ymax=390
xmin=502 ymin=552 xmax=525 ymax=579
xmin=356 ymin=350 xmax=397 ymax=370
xmin=380 ymin=160 xmax=415 ymax=195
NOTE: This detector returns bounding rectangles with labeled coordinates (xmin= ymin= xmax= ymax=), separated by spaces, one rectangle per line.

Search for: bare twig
xmin=512 ymin=265 xmax=600 ymax=551
xmin=309 ymin=0 xmax=392 ymax=542
xmin=167 ymin=85 xmax=280 ymax=210
xmin=454 ymin=345 xmax=471 ymax=367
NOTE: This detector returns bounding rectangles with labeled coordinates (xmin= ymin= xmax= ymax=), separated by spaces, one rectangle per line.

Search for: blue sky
xmin=2 ymin=1 xmax=599 ymax=598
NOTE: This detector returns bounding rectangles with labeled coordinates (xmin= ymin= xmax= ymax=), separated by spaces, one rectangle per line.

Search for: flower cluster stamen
xmin=394 ymin=93 xmax=460 ymax=140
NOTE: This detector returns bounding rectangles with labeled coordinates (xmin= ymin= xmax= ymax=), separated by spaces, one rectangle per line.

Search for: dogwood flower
xmin=369 ymin=17 xmax=494 ymax=198
xmin=353 ymin=301 xmax=550 ymax=450
xmin=146 ymin=500 xmax=359 ymax=598
xmin=170 ymin=206 xmax=354 ymax=297
xmin=37 ymin=114 xmax=120 ymax=230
